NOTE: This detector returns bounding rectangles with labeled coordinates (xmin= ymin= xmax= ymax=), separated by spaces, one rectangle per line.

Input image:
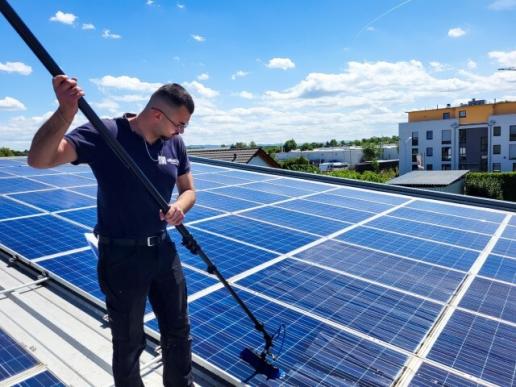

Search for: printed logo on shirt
xmin=167 ymin=158 xmax=180 ymax=166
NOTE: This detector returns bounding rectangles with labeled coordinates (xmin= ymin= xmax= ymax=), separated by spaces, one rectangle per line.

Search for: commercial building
xmin=399 ymin=99 xmax=516 ymax=175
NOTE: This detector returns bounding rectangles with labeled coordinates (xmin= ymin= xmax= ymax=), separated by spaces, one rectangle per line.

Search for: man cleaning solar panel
xmin=27 ymin=76 xmax=197 ymax=386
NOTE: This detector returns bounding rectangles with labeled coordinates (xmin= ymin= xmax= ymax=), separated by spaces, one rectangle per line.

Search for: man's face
xmin=152 ymin=105 xmax=191 ymax=140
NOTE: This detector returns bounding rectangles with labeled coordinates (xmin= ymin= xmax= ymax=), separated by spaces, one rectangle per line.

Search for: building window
xmin=412 ymin=148 xmax=418 ymax=163
xmin=412 ymin=131 xmax=419 ymax=146
xmin=511 ymin=125 xmax=516 ymax=141
xmin=442 ymin=129 xmax=451 ymax=144
xmin=510 ymin=144 xmax=516 ymax=160
xmin=459 ymin=110 xmax=466 ymax=118
xmin=426 ymin=164 xmax=433 ymax=170
xmin=426 ymin=147 xmax=433 ymax=157
xmin=459 ymin=146 xmax=467 ymax=160
xmin=426 ymin=130 xmax=433 ymax=140
xmin=441 ymin=164 xmax=451 ymax=170
xmin=493 ymin=144 xmax=501 ymax=155
xmin=493 ymin=126 xmax=501 ymax=136
xmin=442 ymin=147 xmax=451 ymax=161
xmin=513 ymin=163 xmax=516 ymax=172
xmin=443 ymin=112 xmax=450 ymax=120
xmin=412 ymin=164 xmax=419 ymax=171
xmin=493 ymin=163 xmax=501 ymax=172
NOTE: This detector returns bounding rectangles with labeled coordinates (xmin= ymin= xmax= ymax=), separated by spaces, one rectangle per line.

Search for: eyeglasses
xmin=151 ymin=107 xmax=188 ymax=131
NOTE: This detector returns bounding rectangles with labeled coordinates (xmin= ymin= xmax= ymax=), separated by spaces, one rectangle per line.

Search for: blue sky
xmin=1 ymin=0 xmax=516 ymax=149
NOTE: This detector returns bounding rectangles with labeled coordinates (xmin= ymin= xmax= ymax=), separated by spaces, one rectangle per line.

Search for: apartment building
xmin=399 ymin=99 xmax=516 ymax=175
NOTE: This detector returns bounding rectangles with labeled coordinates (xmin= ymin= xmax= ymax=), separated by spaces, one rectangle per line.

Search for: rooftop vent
xmin=468 ymin=98 xmax=486 ymax=106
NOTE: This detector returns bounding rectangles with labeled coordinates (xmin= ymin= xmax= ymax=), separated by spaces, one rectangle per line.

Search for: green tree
xmin=283 ymin=138 xmax=297 ymax=152
xmin=249 ymin=141 xmax=257 ymax=148
xmin=362 ymin=142 xmax=380 ymax=162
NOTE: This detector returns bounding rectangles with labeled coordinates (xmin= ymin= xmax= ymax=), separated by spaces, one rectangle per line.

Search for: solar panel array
xmin=0 ymin=157 xmax=514 ymax=386
xmin=0 ymin=327 xmax=63 ymax=386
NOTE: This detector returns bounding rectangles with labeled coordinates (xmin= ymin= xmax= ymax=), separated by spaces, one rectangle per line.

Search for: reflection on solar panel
xmin=1 ymin=157 xmax=514 ymax=386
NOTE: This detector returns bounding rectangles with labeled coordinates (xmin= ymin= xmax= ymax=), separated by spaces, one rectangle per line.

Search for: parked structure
xmin=399 ymin=99 xmax=516 ymax=175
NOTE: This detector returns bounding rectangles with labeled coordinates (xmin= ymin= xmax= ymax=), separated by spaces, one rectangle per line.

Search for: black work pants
xmin=98 ymin=236 xmax=192 ymax=387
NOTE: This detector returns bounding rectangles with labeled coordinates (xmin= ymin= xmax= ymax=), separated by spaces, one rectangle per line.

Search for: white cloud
xmin=183 ymin=81 xmax=219 ymax=98
xmin=467 ymin=59 xmax=477 ymax=69
xmin=0 ymin=62 xmax=32 ymax=75
xmin=429 ymin=61 xmax=452 ymax=72
xmin=91 ymin=75 xmax=161 ymax=92
xmin=266 ymin=57 xmax=296 ymax=70
xmin=93 ymin=99 xmax=120 ymax=113
xmin=488 ymin=50 xmax=516 ymax=66
xmin=231 ymin=70 xmax=249 ymax=80
xmin=448 ymin=27 xmax=466 ymax=38
xmin=49 ymin=11 xmax=77 ymax=25
xmin=177 ymin=3 xmax=185 ymax=9
xmin=112 ymin=94 xmax=150 ymax=102
xmin=0 ymin=97 xmax=26 ymax=111
xmin=488 ymin=0 xmax=516 ymax=10
xmin=197 ymin=73 xmax=209 ymax=81
xmin=102 ymin=29 xmax=122 ymax=39
xmin=82 ymin=23 xmax=95 ymax=30
xmin=146 ymin=0 xmax=155 ymax=5
xmin=366 ymin=26 xmax=376 ymax=32
xmin=238 ymin=91 xmax=254 ymax=99
xmin=191 ymin=34 xmax=205 ymax=42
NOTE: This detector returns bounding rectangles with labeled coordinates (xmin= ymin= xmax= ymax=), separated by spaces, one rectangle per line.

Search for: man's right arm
xmin=27 ymin=75 xmax=84 ymax=168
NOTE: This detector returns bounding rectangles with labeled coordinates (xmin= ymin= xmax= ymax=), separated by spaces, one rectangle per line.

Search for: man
xmin=28 ymin=75 xmax=196 ymax=387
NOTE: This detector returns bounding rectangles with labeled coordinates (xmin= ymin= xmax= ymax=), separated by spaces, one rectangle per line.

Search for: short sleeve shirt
xmin=64 ymin=114 xmax=190 ymax=238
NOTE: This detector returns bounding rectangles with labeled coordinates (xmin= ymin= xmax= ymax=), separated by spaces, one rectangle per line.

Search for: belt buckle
xmin=147 ymin=236 xmax=159 ymax=247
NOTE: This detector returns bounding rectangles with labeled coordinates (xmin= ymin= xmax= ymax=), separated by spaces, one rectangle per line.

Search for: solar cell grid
xmin=365 ymin=216 xmax=492 ymax=251
xmin=67 ymin=185 xmax=97 ymax=197
xmin=510 ymin=215 xmax=516 ymax=227
xmin=0 ymin=197 xmax=43 ymax=220
xmin=0 ymin=177 xmax=50 ymax=195
xmin=0 ymin=159 xmax=25 ymax=167
xmin=0 ymin=328 xmax=38 ymax=382
xmin=502 ymin=225 xmax=516 ymax=240
xmin=241 ymin=181 xmax=314 ymax=197
xmin=295 ymin=240 xmax=465 ymax=302
xmin=459 ymin=277 xmax=515 ymax=323
xmin=4 ymin=166 xmax=61 ymax=177
xmin=30 ymin=173 xmax=94 ymax=187
xmin=479 ymin=254 xmax=516 ymax=284
xmin=304 ymin=192 xmax=394 ymax=213
xmin=192 ymin=173 xmax=250 ymax=185
xmin=268 ymin=177 xmax=333 ymax=192
xmin=492 ymin=238 xmax=516 ymax=258
xmin=193 ymin=216 xmax=318 ymax=254
xmin=10 ymin=189 xmax=96 ymax=212
xmin=57 ymin=207 xmax=97 ymax=229
xmin=336 ymin=227 xmax=480 ymax=270
xmin=12 ymin=370 xmax=64 ymax=387
xmin=189 ymin=178 xmax=224 ymax=190
xmin=411 ymin=364 xmax=480 ymax=387
xmin=277 ymin=199 xmax=374 ymax=224
xmin=0 ymin=170 xmax=15 ymax=177
xmin=331 ymin=186 xmax=409 ymax=206
xmin=182 ymin=205 xmax=224 ymax=223
xmin=195 ymin=191 xmax=259 ymax=212
xmin=217 ymin=170 xmax=276 ymax=182
xmin=237 ymin=258 xmax=443 ymax=351
xmin=146 ymin=289 xmax=408 ymax=386
xmin=209 ymin=186 xmax=288 ymax=204
xmin=427 ymin=310 xmax=515 ymax=386
xmin=407 ymin=200 xmax=506 ymax=223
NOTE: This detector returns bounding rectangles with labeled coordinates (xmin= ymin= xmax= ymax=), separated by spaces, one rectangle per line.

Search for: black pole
xmin=0 ymin=0 xmax=273 ymax=354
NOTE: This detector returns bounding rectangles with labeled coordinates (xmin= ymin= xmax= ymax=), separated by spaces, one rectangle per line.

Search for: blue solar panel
xmin=240 ymin=206 xmax=351 ymax=236
xmin=366 ymin=216 xmax=491 ymax=251
xmin=68 ymin=185 xmax=97 ymax=197
xmin=0 ymin=177 xmax=50 ymax=195
xmin=193 ymin=216 xmax=318 ymax=254
xmin=407 ymin=200 xmax=506 ymax=223
xmin=492 ymin=237 xmax=516 ymax=258
xmin=277 ymin=199 xmax=374 ymax=224
xmin=5 ymin=166 xmax=62 ymax=177
xmin=0 ymin=328 xmax=38 ymax=382
xmin=305 ymin=193 xmax=394 ymax=213
xmin=331 ymin=187 xmax=409 ymax=206
xmin=218 ymin=170 xmax=276 ymax=182
xmin=12 ymin=370 xmax=64 ymax=387
xmin=147 ymin=288 xmax=407 ymax=386
xmin=195 ymin=191 xmax=259 ymax=212
xmin=427 ymin=310 xmax=515 ymax=386
xmin=57 ymin=207 xmax=97 ymax=229
xmin=389 ymin=207 xmax=500 ymax=235
xmin=0 ymin=215 xmax=88 ymax=259
xmin=181 ymin=267 xmax=219 ymax=295
xmin=183 ymin=205 xmax=224 ymax=223
xmin=168 ymin=228 xmax=277 ymax=277
xmin=241 ymin=181 xmax=314 ymax=196
xmin=10 ymin=189 xmax=96 ymax=212
xmin=190 ymin=163 xmax=227 ymax=174
xmin=502 ymin=225 xmax=516 ymax=240
xmin=510 ymin=215 xmax=516 ymax=227
xmin=190 ymin=178 xmax=224 ymax=190
xmin=412 ymin=364 xmax=480 ymax=387
xmin=0 ymin=170 xmax=15 ymax=177
xmin=31 ymin=174 xmax=94 ymax=187
xmin=0 ymin=159 xmax=25 ymax=167
xmin=459 ymin=278 xmax=515 ymax=323
xmin=193 ymin=173 xmax=251 ymax=185
xmin=269 ymin=177 xmax=331 ymax=192
xmin=0 ymin=197 xmax=44 ymax=220
xmin=209 ymin=186 xmax=288 ymax=204
xmin=296 ymin=240 xmax=465 ymax=302
xmin=479 ymin=254 xmax=516 ymax=283
xmin=336 ymin=227 xmax=480 ymax=270
xmin=238 ymin=258 xmax=443 ymax=351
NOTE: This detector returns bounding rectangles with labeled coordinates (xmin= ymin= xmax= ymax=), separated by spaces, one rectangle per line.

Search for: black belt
xmin=97 ymin=231 xmax=167 ymax=247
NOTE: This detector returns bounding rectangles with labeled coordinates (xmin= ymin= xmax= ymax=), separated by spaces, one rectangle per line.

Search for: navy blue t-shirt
xmin=65 ymin=114 xmax=190 ymax=238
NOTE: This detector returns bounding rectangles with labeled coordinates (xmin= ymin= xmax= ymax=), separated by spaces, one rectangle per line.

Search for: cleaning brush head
xmin=240 ymin=348 xmax=285 ymax=380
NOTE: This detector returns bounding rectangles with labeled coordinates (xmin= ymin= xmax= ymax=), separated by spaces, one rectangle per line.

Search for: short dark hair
xmin=152 ymin=83 xmax=195 ymax=114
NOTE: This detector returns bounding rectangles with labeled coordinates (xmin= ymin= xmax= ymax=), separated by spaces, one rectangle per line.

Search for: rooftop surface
xmin=388 ymin=170 xmax=469 ymax=186
xmin=0 ymin=156 xmax=514 ymax=386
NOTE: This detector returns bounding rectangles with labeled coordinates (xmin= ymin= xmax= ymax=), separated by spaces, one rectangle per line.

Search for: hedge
xmin=465 ymin=172 xmax=516 ymax=202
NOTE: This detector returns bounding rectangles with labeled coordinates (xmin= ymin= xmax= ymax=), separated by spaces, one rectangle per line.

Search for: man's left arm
xmin=160 ymin=172 xmax=196 ymax=226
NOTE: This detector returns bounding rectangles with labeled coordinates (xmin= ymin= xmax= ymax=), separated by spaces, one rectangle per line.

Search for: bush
xmin=465 ymin=172 xmax=516 ymax=201
xmin=327 ymin=168 xmax=397 ymax=183
xmin=280 ymin=157 xmax=319 ymax=173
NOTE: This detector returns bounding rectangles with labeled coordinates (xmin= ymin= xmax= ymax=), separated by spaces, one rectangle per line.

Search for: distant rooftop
xmin=187 ymin=147 xmax=280 ymax=168
xmin=388 ymin=170 xmax=469 ymax=187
